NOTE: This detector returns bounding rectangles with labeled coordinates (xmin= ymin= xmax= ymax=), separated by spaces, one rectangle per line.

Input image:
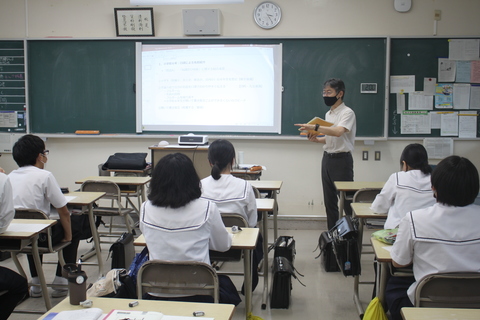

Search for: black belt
xmin=324 ymin=151 xmax=350 ymax=158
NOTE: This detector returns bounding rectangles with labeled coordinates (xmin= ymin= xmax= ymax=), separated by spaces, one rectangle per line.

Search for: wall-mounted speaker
xmin=183 ymin=9 xmax=221 ymax=36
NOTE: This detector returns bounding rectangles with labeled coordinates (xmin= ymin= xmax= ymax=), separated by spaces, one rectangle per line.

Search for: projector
xmin=178 ymin=134 xmax=209 ymax=146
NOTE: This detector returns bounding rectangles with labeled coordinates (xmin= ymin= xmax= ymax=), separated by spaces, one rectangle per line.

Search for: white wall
xmin=0 ymin=0 xmax=479 ymax=217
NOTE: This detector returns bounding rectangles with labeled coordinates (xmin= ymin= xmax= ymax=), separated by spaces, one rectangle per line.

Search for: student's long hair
xmin=208 ymin=139 xmax=236 ymax=180
xmin=431 ymin=155 xmax=479 ymax=207
xmin=399 ymin=143 xmax=432 ymax=175
xmin=148 ymin=153 xmax=201 ymax=208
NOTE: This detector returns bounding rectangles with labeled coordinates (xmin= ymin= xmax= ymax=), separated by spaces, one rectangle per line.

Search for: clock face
xmin=254 ymin=2 xmax=282 ymax=29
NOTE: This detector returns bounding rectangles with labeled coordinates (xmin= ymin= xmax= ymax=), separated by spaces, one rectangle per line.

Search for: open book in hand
xmin=299 ymin=117 xmax=334 ymax=136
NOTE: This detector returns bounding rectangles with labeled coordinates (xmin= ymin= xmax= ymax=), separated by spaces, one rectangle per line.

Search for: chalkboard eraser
xmin=75 ymin=130 xmax=100 ymax=135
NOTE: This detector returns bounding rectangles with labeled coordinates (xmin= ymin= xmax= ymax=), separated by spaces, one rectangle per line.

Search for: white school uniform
xmin=8 ymin=166 xmax=67 ymax=219
xmin=0 ymin=173 xmax=14 ymax=234
xmin=391 ymin=203 xmax=480 ymax=305
xmin=370 ymin=170 xmax=435 ymax=229
xmin=201 ymin=174 xmax=257 ymax=228
xmin=140 ymin=198 xmax=232 ymax=265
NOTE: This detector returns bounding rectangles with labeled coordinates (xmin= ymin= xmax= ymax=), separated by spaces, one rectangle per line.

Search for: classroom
xmin=1 ymin=0 xmax=480 ymax=319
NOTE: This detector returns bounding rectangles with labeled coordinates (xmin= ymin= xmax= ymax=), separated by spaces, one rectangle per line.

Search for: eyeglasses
xmin=42 ymin=150 xmax=49 ymax=156
xmin=322 ymin=90 xmax=336 ymax=95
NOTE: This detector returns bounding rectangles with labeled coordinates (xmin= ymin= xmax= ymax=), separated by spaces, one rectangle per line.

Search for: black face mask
xmin=323 ymin=96 xmax=338 ymax=107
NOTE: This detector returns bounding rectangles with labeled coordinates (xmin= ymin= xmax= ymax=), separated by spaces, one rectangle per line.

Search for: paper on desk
xmin=65 ymin=195 xmax=76 ymax=202
xmin=52 ymin=308 xmax=103 ymax=320
xmin=102 ymin=309 xmax=213 ymax=320
xmin=7 ymin=223 xmax=51 ymax=233
xmin=382 ymin=246 xmax=392 ymax=252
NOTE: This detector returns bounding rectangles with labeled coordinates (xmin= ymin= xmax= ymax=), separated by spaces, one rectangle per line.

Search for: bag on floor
xmin=270 ymin=256 xmax=305 ymax=309
xmin=329 ymin=216 xmax=361 ymax=276
xmin=109 ymin=232 xmax=135 ymax=269
xmin=273 ymin=235 xmax=296 ymax=263
xmin=87 ymin=268 xmax=136 ymax=299
xmin=315 ymin=231 xmax=340 ymax=272
xmin=128 ymin=246 xmax=149 ymax=285
xmin=363 ymin=297 xmax=388 ymax=320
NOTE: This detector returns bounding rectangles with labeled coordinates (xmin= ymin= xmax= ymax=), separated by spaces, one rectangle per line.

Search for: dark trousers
xmin=322 ymin=152 xmax=354 ymax=230
xmin=0 ymin=266 xmax=28 ymax=320
xmin=385 ymin=275 xmax=415 ymax=320
xmin=27 ymin=215 xmax=83 ymax=277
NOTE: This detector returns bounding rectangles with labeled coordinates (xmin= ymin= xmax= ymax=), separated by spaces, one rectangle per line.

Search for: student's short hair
xmin=208 ymin=139 xmax=236 ymax=180
xmin=12 ymin=134 xmax=45 ymax=167
xmin=431 ymin=155 xmax=479 ymax=207
xmin=323 ymin=78 xmax=346 ymax=99
xmin=148 ymin=153 xmax=201 ymax=208
xmin=400 ymin=143 xmax=432 ymax=175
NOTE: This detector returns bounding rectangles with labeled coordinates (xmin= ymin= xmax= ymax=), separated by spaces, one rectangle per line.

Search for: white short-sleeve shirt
xmin=0 ymin=173 xmax=14 ymax=234
xmin=8 ymin=166 xmax=67 ymax=218
xmin=391 ymin=203 xmax=480 ymax=305
xmin=370 ymin=170 xmax=435 ymax=229
xmin=324 ymin=103 xmax=356 ymax=153
xmin=201 ymin=174 xmax=257 ymax=228
xmin=140 ymin=198 xmax=232 ymax=265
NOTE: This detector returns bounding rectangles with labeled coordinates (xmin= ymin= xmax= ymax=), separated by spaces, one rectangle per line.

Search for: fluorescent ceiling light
xmin=131 ymin=0 xmax=243 ymax=5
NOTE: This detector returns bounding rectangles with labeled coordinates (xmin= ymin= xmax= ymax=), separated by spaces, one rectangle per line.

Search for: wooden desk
xmin=231 ymin=169 xmax=262 ymax=180
xmin=334 ymin=181 xmax=385 ymax=221
xmin=249 ymin=180 xmax=283 ymax=240
xmin=149 ymin=145 xmax=211 ymax=179
xmin=371 ymin=237 xmax=393 ymax=308
xmin=38 ymin=297 xmax=235 ymax=320
xmin=0 ymin=219 xmax=56 ymax=310
xmin=401 ymin=307 xmax=480 ymax=320
xmin=66 ymin=192 xmax=106 ymax=274
xmin=135 ymin=228 xmax=259 ymax=320
xmin=351 ymin=202 xmax=387 ymax=316
xmin=75 ymin=176 xmax=151 ymax=215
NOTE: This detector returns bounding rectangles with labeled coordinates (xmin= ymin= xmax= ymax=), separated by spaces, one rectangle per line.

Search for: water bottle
xmin=64 ymin=261 xmax=88 ymax=305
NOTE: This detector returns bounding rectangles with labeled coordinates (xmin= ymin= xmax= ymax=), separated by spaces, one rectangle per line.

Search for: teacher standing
xmin=295 ymin=78 xmax=356 ymax=230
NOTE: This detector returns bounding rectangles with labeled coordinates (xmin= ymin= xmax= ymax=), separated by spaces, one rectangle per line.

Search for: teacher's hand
xmin=294 ymin=123 xmax=315 ymax=131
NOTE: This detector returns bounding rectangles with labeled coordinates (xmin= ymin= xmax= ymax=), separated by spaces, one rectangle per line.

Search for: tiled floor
xmin=3 ymin=226 xmax=376 ymax=320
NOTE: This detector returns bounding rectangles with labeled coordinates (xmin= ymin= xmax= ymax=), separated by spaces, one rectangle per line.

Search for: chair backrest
xmin=14 ymin=208 xmax=48 ymax=220
xmin=252 ymin=185 xmax=261 ymax=199
xmin=220 ymin=213 xmax=249 ymax=228
xmin=80 ymin=180 xmax=121 ymax=202
xmin=352 ymin=188 xmax=382 ymax=203
xmin=415 ymin=272 xmax=480 ymax=308
xmin=137 ymin=259 xmax=219 ymax=302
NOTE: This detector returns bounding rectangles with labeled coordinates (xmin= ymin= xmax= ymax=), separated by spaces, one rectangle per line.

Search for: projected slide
xmin=137 ymin=44 xmax=282 ymax=133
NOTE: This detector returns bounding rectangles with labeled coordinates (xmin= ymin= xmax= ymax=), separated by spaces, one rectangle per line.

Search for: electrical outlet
xmin=434 ymin=10 xmax=441 ymax=21
xmin=362 ymin=151 xmax=369 ymax=161
xmin=375 ymin=151 xmax=381 ymax=161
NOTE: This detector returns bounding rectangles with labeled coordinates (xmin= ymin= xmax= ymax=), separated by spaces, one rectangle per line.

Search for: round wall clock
xmin=253 ymin=1 xmax=282 ymax=29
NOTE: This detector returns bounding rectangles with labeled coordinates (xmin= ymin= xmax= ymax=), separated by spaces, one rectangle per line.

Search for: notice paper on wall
xmin=438 ymin=58 xmax=456 ymax=82
xmin=440 ymin=112 xmax=458 ymax=136
xmin=390 ymin=75 xmax=415 ymax=93
xmin=423 ymin=138 xmax=453 ymax=159
xmin=448 ymin=39 xmax=480 ymax=61
xmin=401 ymin=110 xmax=431 ymax=134
xmin=458 ymin=111 xmax=478 ymax=138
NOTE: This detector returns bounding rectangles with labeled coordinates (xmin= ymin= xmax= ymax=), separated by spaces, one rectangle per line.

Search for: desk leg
xmin=261 ymin=211 xmax=269 ymax=310
xmin=272 ymin=191 xmax=278 ymax=241
xmin=87 ymin=203 xmax=104 ymax=276
xmin=377 ymin=261 xmax=388 ymax=310
xmin=338 ymin=191 xmax=345 ymax=221
xmin=243 ymin=248 xmax=252 ymax=319
xmin=32 ymin=234 xmax=52 ymax=310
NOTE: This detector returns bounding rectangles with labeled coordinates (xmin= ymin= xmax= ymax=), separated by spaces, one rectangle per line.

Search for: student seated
xmin=8 ymin=134 xmax=83 ymax=298
xmin=139 ymin=153 xmax=241 ymax=305
xmin=0 ymin=171 xmax=28 ymax=319
xmin=200 ymin=139 xmax=262 ymax=292
xmin=370 ymin=143 xmax=436 ymax=229
xmin=386 ymin=155 xmax=480 ymax=320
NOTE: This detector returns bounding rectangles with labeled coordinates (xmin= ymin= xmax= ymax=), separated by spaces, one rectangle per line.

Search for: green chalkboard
xmin=0 ymin=40 xmax=26 ymax=132
xmin=27 ymin=38 xmax=387 ymax=137
xmin=389 ymin=38 xmax=480 ymax=138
